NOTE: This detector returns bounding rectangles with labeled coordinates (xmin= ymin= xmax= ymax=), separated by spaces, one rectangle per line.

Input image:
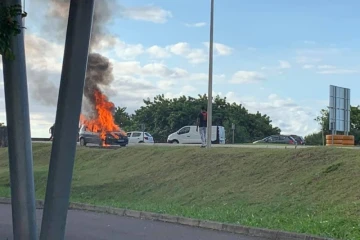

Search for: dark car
xmin=253 ymin=135 xmax=297 ymax=145
xmin=78 ymin=125 xmax=128 ymax=147
xmin=290 ymin=135 xmax=305 ymax=145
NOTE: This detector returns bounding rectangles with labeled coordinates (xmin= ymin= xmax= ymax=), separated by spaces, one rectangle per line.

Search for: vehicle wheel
xmin=138 ymin=141 xmax=144 ymax=143
xmin=172 ymin=140 xmax=179 ymax=144
xmin=120 ymin=144 xmax=127 ymax=147
xmin=79 ymin=138 xmax=86 ymax=146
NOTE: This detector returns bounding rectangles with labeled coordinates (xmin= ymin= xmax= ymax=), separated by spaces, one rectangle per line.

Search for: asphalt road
xmin=33 ymin=141 xmax=360 ymax=150
xmin=0 ymin=204 xmax=265 ymax=240
xmin=33 ymin=141 xmax=311 ymax=149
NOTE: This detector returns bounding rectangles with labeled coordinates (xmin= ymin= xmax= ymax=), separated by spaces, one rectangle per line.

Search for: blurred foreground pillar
xmin=2 ymin=0 xmax=37 ymax=239
xmin=39 ymin=1 xmax=95 ymax=240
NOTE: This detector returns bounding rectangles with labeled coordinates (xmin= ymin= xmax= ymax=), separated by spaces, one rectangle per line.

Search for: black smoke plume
xmin=32 ymin=0 xmax=117 ymax=117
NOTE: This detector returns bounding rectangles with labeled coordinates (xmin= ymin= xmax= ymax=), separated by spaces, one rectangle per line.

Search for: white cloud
xmin=0 ymin=104 xmax=58 ymax=138
xmin=261 ymin=60 xmax=292 ymax=71
xmin=113 ymin=42 xmax=144 ymax=60
xmin=302 ymin=64 xmax=358 ymax=74
xmin=296 ymin=56 xmax=322 ymax=64
xmin=144 ymin=41 xmax=233 ymax=63
xmin=295 ymin=47 xmax=348 ymax=65
xmin=121 ymin=5 xmax=172 ymax=23
xmin=95 ymin=36 xmax=144 ymax=60
xmin=166 ymin=42 xmax=207 ymax=64
xmin=229 ymin=71 xmax=265 ymax=84
xmin=146 ymin=45 xmax=171 ymax=58
xmin=314 ymin=65 xmax=358 ymax=74
xmin=317 ymin=69 xmax=358 ymax=74
xmin=185 ymin=22 xmax=206 ymax=27
xmin=317 ymin=65 xmax=336 ymax=69
xmin=182 ymin=85 xmax=197 ymax=92
xmin=203 ymin=42 xmax=233 ymax=56
xmin=225 ymin=92 xmax=319 ymax=136
xmin=143 ymin=63 xmax=188 ymax=78
xmin=279 ymin=60 xmax=291 ymax=69
xmin=112 ymin=61 xmax=189 ymax=79
xmin=167 ymin=42 xmax=190 ymax=55
xmin=25 ymin=34 xmax=64 ymax=72
xmin=188 ymin=73 xmax=226 ymax=84
xmin=185 ymin=49 xmax=208 ymax=64
xmin=157 ymin=80 xmax=176 ymax=90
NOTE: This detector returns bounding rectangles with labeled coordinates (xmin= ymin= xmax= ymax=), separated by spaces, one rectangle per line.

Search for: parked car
xmin=167 ymin=125 xmax=226 ymax=144
xmin=78 ymin=124 xmax=128 ymax=147
xmin=290 ymin=135 xmax=305 ymax=145
xmin=253 ymin=135 xmax=297 ymax=145
xmin=127 ymin=131 xmax=154 ymax=144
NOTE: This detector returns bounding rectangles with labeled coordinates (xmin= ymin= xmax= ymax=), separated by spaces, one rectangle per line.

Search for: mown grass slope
xmin=0 ymin=144 xmax=359 ymax=239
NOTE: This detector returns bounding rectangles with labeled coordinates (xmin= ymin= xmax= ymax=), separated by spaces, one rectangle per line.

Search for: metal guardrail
xmin=31 ymin=138 xmax=51 ymax=142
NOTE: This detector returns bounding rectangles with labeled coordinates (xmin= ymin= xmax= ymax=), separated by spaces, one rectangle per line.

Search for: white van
xmin=167 ymin=126 xmax=226 ymax=144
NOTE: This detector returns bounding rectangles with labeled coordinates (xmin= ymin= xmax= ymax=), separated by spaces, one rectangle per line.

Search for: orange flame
xmin=80 ymin=89 xmax=126 ymax=145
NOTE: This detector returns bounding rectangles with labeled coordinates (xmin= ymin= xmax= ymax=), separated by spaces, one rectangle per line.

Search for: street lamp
xmin=206 ymin=0 xmax=214 ymax=148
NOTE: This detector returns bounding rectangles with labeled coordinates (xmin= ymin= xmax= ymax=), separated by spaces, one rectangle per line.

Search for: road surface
xmin=33 ymin=141 xmax=312 ymax=149
xmin=32 ymin=141 xmax=360 ymax=150
xmin=0 ymin=204 xmax=265 ymax=240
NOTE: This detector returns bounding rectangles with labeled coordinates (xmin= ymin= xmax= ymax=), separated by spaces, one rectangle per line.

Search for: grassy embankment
xmin=0 ymin=143 xmax=359 ymax=239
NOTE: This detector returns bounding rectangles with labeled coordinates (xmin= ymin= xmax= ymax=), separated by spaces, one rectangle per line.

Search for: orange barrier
xmin=325 ymin=135 xmax=354 ymax=146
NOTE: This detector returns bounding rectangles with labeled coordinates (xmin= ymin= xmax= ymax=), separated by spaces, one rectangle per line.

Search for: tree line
xmin=114 ymin=94 xmax=281 ymax=143
xmin=304 ymin=106 xmax=360 ymax=145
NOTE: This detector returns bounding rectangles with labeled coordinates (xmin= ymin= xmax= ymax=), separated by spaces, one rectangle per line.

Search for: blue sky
xmin=109 ymin=0 xmax=360 ymax=101
xmin=1 ymin=0 xmax=360 ymax=137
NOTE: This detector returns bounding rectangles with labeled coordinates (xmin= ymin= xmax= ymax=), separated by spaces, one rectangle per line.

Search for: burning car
xmin=78 ymin=124 xmax=128 ymax=147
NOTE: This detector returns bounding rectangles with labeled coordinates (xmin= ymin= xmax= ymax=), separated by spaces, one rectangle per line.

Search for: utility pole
xmin=206 ymin=0 xmax=214 ymax=149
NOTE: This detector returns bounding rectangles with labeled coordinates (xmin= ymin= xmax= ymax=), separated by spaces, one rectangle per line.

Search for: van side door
xmin=177 ymin=127 xmax=191 ymax=144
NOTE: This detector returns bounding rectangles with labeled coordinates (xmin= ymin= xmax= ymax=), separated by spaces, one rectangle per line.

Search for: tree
xmin=116 ymin=94 xmax=281 ymax=143
xmin=315 ymin=109 xmax=330 ymax=132
xmin=304 ymin=132 xmax=323 ymax=146
xmin=0 ymin=3 xmax=26 ymax=60
xmin=113 ymin=106 xmax=133 ymax=132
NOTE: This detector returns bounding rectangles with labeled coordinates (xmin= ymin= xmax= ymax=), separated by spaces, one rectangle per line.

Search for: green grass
xmin=1 ymin=144 xmax=360 ymax=239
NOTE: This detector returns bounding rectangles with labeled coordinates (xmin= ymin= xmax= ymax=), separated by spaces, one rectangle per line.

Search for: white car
xmin=167 ymin=125 xmax=226 ymax=144
xmin=127 ymin=131 xmax=154 ymax=144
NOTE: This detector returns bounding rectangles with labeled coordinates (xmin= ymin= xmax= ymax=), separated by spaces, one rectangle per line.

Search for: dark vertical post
xmin=39 ymin=1 xmax=95 ymax=239
xmin=2 ymin=0 xmax=37 ymax=239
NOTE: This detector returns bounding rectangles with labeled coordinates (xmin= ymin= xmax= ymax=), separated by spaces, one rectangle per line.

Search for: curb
xmin=0 ymin=198 xmax=334 ymax=240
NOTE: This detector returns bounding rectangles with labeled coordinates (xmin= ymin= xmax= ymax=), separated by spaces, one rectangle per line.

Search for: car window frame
xmin=132 ymin=132 xmax=142 ymax=137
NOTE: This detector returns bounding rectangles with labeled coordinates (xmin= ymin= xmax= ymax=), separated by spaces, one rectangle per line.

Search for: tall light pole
xmin=206 ymin=0 xmax=214 ymax=148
